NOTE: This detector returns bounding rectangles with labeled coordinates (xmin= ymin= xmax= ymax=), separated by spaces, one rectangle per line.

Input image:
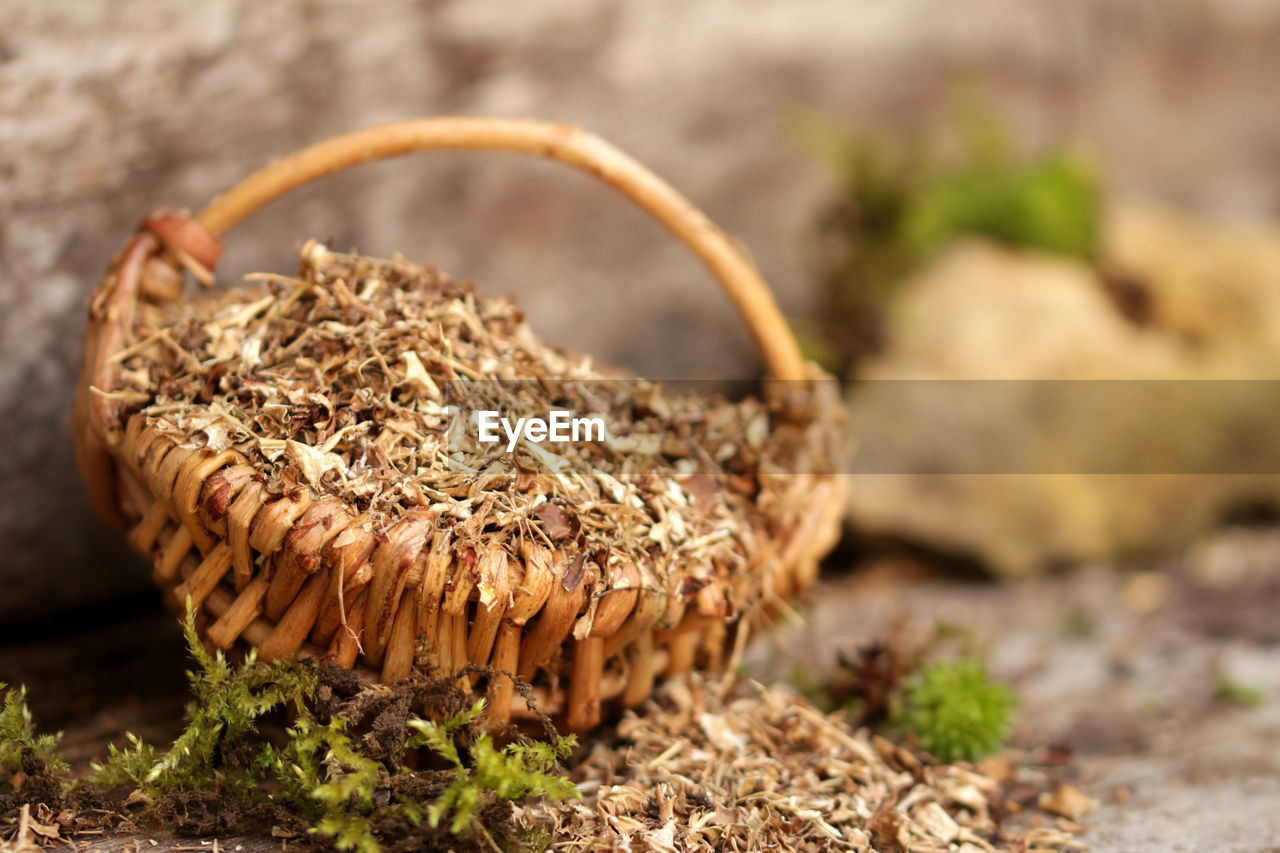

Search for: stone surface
xmin=844 ymin=208 xmax=1280 ymax=575
xmin=5 ymin=0 xmax=1280 ymax=619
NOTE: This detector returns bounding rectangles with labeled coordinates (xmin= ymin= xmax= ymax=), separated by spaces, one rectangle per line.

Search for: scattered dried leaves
xmin=517 ymin=675 xmax=1087 ymax=852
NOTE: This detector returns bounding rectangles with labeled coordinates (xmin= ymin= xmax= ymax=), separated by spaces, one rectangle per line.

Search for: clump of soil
xmin=0 ymin=753 xmax=125 ymax=843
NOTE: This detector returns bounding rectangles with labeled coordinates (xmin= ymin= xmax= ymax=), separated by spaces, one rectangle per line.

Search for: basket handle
xmin=194 ymin=117 xmax=807 ymax=382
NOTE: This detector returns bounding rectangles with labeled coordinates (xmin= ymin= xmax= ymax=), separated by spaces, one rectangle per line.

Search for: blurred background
xmin=4 ymin=0 xmax=1280 ymax=625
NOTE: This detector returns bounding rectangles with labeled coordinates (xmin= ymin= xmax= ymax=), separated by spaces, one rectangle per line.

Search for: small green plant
xmin=89 ymin=599 xmax=319 ymax=793
xmin=0 ymin=682 xmax=67 ymax=776
xmin=409 ymin=699 xmax=579 ymax=835
xmin=903 ymin=142 xmax=1098 ymax=263
xmin=73 ymin=599 xmax=579 ymax=852
xmin=1213 ymin=674 xmax=1264 ymax=708
xmin=275 ymin=716 xmax=385 ymax=853
xmin=88 ymin=732 xmax=160 ymax=790
xmin=899 ymin=657 xmax=1015 ymax=763
xmin=1057 ymin=604 xmax=1097 ymax=639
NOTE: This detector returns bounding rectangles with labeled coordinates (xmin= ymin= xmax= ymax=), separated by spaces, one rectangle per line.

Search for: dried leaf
xmin=285 ymin=439 xmax=347 ymax=487
xmin=532 ymin=503 xmax=579 ymax=542
xmin=1038 ymin=784 xmax=1097 ymax=821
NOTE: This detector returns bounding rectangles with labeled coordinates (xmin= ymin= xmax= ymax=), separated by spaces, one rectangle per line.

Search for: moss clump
xmin=1212 ymin=674 xmax=1264 ymax=708
xmin=89 ymin=600 xmax=320 ymax=793
xmin=274 ymin=715 xmax=386 ymax=853
xmin=900 ymin=657 xmax=1015 ymax=763
xmin=10 ymin=600 xmax=577 ymax=853
xmin=0 ymin=682 xmax=66 ymax=777
xmin=904 ymin=152 xmax=1096 ymax=262
xmin=821 ymin=629 xmax=1016 ymax=766
xmin=409 ymin=700 xmax=578 ymax=835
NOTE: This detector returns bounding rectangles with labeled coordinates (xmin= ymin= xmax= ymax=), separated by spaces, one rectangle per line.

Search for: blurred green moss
xmin=906 ymin=153 xmax=1098 ymax=262
xmin=899 ymin=657 xmax=1015 ymax=764
xmin=1213 ymin=673 xmax=1264 ymax=708
xmin=798 ymin=105 xmax=1100 ymax=374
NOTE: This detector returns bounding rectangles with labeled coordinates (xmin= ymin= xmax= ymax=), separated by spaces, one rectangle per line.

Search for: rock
xmin=1105 ymin=203 xmax=1280 ymax=371
xmin=846 ymin=212 xmax=1280 ymax=575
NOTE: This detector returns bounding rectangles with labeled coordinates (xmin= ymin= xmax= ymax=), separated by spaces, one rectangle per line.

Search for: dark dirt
xmin=16 ymin=753 xmax=62 ymax=812
xmin=146 ymin=792 xmax=309 ymax=840
xmin=0 ymin=756 xmax=126 ymax=841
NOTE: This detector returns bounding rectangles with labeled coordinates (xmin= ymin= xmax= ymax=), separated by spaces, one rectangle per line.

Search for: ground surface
xmin=3 ymin=529 xmax=1280 ymax=851
xmin=751 ymin=531 xmax=1280 ymax=853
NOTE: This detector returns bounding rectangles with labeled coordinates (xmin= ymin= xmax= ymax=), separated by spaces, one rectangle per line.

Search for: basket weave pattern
xmin=73 ymin=119 xmax=845 ymax=731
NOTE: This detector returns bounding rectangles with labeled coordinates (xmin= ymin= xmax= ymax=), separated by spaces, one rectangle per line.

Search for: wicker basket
xmin=73 ymin=118 xmax=844 ymax=731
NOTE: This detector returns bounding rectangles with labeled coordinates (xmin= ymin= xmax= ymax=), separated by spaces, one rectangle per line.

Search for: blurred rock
xmin=845 ymin=207 xmax=1280 ymax=575
xmin=1105 ymin=203 xmax=1280 ymax=368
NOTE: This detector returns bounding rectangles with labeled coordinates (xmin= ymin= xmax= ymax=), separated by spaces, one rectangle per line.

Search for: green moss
xmin=271 ymin=715 xmax=381 ymax=848
xmin=75 ymin=600 xmax=579 ymax=852
xmin=799 ymin=103 xmax=1101 ymax=373
xmin=905 ymin=153 xmax=1097 ymax=261
xmin=408 ymin=699 xmax=579 ymax=835
xmin=0 ymin=682 xmax=67 ymax=776
xmin=1213 ymin=674 xmax=1264 ymax=708
xmin=87 ymin=732 xmax=159 ymax=790
xmin=1056 ymin=605 xmax=1097 ymax=639
xmin=516 ymin=826 xmax=554 ymax=853
xmin=89 ymin=599 xmax=319 ymax=793
xmin=899 ymin=657 xmax=1015 ymax=763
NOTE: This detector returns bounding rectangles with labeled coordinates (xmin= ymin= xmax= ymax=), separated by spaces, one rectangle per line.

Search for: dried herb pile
xmin=114 ymin=242 xmax=832 ymax=612
xmin=522 ymin=674 xmax=1088 ymax=853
